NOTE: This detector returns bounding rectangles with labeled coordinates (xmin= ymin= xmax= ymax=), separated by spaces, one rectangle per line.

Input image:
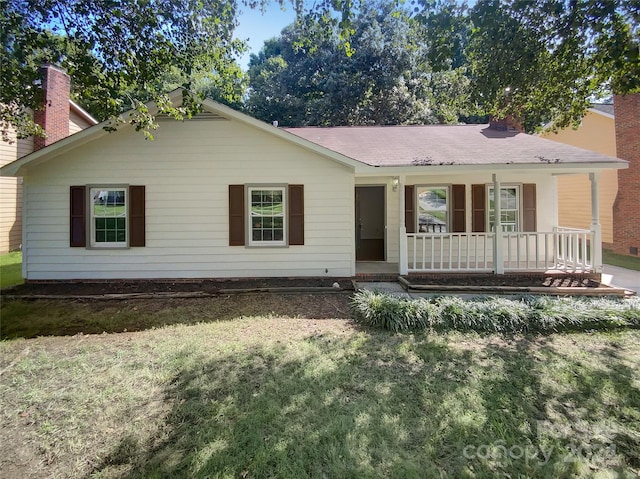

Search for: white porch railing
xmin=407 ymin=233 xmax=494 ymax=272
xmin=406 ymin=227 xmax=593 ymax=273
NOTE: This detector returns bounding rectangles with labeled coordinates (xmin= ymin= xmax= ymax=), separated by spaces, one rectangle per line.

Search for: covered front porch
xmin=355 ymin=171 xmax=605 ymax=277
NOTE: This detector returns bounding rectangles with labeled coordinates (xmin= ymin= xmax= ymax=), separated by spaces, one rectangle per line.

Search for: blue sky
xmin=234 ymin=3 xmax=297 ymax=69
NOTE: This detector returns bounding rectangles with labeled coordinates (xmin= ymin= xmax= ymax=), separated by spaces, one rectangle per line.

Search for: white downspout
xmin=589 ymin=172 xmax=602 ymax=273
xmin=399 ymin=174 xmax=408 ymax=275
xmin=493 ymin=174 xmax=504 ymax=274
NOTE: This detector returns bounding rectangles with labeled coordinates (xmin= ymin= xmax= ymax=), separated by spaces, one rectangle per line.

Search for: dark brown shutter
xmin=471 ymin=184 xmax=486 ymax=232
xmin=404 ymin=185 xmax=415 ymax=233
xmin=70 ymin=186 xmax=86 ymax=247
xmin=288 ymin=185 xmax=304 ymax=245
xmin=451 ymin=184 xmax=466 ymax=232
xmin=129 ymin=186 xmax=145 ymax=247
xmin=522 ymin=183 xmax=537 ymax=232
xmin=229 ymin=185 xmax=245 ymax=246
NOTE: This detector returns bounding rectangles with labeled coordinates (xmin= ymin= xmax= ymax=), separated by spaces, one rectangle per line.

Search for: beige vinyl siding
xmin=0 ymin=177 xmax=22 ymax=253
xmin=357 ymin=173 xmax=556 ymax=264
xmin=541 ymin=111 xmax=617 ymax=244
xmin=23 ymin=118 xmax=355 ymax=279
xmin=69 ymin=109 xmax=93 ymax=134
xmin=0 ymin=128 xmax=26 ymax=253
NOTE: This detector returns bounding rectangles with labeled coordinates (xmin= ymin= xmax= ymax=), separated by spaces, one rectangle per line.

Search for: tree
xmin=245 ymin=2 xmax=476 ymax=126
xmin=1 ymin=0 xmax=248 ymax=140
xmin=465 ymin=0 xmax=640 ymax=132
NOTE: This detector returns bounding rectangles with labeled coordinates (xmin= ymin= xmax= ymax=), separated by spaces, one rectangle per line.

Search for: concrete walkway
xmin=602 ymin=264 xmax=640 ymax=295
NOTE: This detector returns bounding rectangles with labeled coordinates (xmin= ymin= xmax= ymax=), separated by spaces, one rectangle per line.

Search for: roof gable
xmin=0 ymin=90 xmax=360 ymax=177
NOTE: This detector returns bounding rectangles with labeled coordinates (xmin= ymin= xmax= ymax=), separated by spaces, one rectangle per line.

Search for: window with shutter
xmin=70 ymin=185 xmax=145 ymax=248
xmin=229 ymin=184 xmax=304 ymax=247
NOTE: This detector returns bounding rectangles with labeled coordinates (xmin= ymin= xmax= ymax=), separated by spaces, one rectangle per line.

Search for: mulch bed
xmin=1 ymin=274 xmax=614 ymax=298
xmin=2 ymin=277 xmax=356 ymax=296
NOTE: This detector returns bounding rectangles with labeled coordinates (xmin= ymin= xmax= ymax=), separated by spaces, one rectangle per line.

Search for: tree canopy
xmin=1 ymin=0 xmax=249 ymax=140
xmin=465 ymin=0 xmax=640 ymax=131
xmin=245 ymin=1 xmax=478 ymax=126
xmin=2 ymin=0 xmax=638 ymax=138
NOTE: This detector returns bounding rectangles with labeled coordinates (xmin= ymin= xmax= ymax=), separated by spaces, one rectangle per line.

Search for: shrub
xmin=350 ymin=291 xmax=640 ymax=334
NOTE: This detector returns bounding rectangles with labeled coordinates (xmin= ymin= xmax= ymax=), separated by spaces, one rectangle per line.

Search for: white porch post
xmin=589 ymin=172 xmax=602 ymax=273
xmin=493 ymin=174 xmax=505 ymax=274
xmin=399 ymin=174 xmax=408 ymax=275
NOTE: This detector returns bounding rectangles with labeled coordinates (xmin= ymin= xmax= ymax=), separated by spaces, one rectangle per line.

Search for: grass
xmin=0 ymin=251 xmax=23 ymax=289
xmin=1 ymin=298 xmax=639 ymax=478
xmin=604 ymin=249 xmax=640 ymax=271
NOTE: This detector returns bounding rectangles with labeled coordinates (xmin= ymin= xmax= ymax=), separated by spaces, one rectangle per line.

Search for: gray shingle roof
xmin=590 ymin=103 xmax=615 ymax=115
xmin=285 ymin=124 xmax=624 ymax=167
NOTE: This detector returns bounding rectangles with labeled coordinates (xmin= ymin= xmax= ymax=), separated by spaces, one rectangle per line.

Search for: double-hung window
xmin=417 ymin=186 xmax=449 ymax=232
xmin=90 ymin=187 xmax=127 ymax=247
xmin=248 ymin=187 xmax=286 ymax=246
xmin=488 ymin=186 xmax=520 ymax=232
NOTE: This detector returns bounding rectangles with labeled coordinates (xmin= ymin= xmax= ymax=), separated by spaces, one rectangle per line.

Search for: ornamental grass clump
xmin=350 ymin=291 xmax=640 ymax=334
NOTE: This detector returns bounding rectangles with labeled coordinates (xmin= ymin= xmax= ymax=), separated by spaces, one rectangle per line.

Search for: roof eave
xmin=353 ymin=160 xmax=628 ymax=176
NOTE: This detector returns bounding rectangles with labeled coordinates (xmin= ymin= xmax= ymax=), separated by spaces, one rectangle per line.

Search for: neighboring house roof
xmin=590 ymin=103 xmax=615 ymax=116
xmin=0 ymin=90 xmax=627 ymax=178
xmin=285 ymin=125 xmax=626 ymax=168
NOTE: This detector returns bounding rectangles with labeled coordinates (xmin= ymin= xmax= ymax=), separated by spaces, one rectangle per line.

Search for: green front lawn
xmin=0 ymin=251 xmax=23 ymax=289
xmin=1 ymin=298 xmax=639 ymax=478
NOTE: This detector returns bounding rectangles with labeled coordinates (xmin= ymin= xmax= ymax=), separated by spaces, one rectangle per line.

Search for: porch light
xmin=392 ymin=176 xmax=399 ymax=191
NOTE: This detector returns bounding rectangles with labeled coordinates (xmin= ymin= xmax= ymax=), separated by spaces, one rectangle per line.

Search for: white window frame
xmin=488 ymin=185 xmax=521 ymax=232
xmin=247 ymin=186 xmax=287 ymax=247
xmin=89 ymin=186 xmax=128 ymax=248
xmin=416 ymin=185 xmax=450 ymax=233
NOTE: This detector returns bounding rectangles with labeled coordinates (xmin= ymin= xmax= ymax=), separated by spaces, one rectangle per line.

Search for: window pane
xmin=91 ymin=188 xmax=127 ymax=245
xmin=417 ymin=186 xmax=448 ymax=233
xmin=249 ymin=187 xmax=286 ymax=244
xmin=489 ymin=187 xmax=519 ymax=232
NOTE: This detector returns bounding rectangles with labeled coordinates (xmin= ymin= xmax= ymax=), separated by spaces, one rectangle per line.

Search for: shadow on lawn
xmin=90 ymin=333 xmax=639 ymax=478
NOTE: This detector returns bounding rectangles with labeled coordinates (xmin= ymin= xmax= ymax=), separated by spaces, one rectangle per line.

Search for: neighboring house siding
xmin=0 ymin=129 xmax=30 ymax=253
xmin=69 ymin=110 xmax=92 ymax=134
xmin=23 ymin=118 xmax=355 ymax=280
xmin=541 ymin=110 xmax=617 ymax=245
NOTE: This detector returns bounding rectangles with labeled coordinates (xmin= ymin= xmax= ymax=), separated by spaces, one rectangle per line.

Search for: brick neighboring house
xmin=613 ymin=93 xmax=640 ymax=257
xmin=0 ymin=64 xmax=97 ymax=253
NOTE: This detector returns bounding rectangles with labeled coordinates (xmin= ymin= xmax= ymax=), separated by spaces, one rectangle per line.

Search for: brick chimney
xmin=612 ymin=93 xmax=640 ymax=256
xmin=488 ymin=114 xmax=522 ymax=132
xmin=33 ymin=64 xmax=70 ymax=150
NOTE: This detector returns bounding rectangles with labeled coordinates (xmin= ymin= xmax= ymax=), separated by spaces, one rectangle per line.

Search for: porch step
xmin=398 ymin=276 xmax=632 ymax=297
xmin=355 ymin=272 xmax=402 ymax=282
